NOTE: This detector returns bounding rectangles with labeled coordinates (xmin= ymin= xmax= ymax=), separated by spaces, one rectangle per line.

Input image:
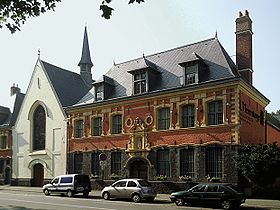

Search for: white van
xmin=42 ymin=174 xmax=91 ymax=197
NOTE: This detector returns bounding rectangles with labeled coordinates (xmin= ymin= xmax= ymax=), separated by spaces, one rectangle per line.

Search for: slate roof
xmin=0 ymin=106 xmax=11 ymax=127
xmin=9 ymin=93 xmax=25 ymax=126
xmin=41 ymin=60 xmax=91 ymax=107
xmin=267 ymin=113 xmax=280 ymax=131
xmin=76 ymin=37 xmax=239 ymax=105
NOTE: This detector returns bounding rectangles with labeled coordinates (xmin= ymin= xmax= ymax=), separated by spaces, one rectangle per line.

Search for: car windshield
xmin=226 ymin=185 xmax=239 ymax=193
xmin=138 ymin=180 xmax=151 ymax=187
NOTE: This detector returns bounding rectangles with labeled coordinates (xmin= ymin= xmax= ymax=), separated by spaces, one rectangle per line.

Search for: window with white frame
xmin=207 ymin=100 xmax=223 ymax=125
xmin=185 ymin=64 xmax=198 ymax=85
xmin=75 ymin=119 xmax=84 ymax=138
xmin=96 ymin=84 xmax=104 ymax=101
xmin=158 ymin=107 xmax=170 ymax=130
xmin=181 ymin=104 xmax=195 ymax=128
xmin=134 ymin=71 xmax=147 ymax=94
xmin=91 ymin=117 xmax=102 ymax=136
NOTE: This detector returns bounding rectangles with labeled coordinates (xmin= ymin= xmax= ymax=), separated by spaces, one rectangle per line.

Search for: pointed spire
xmin=78 ymin=26 xmax=93 ymax=67
xmin=78 ymin=26 xmax=93 ymax=87
xmin=215 ymin=30 xmax=218 ymax=39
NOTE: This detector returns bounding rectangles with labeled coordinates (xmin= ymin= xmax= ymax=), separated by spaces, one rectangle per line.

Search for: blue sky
xmin=0 ymin=0 xmax=279 ymax=112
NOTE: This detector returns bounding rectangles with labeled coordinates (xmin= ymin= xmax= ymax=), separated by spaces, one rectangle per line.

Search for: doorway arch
xmin=129 ymin=159 xmax=148 ymax=180
xmin=32 ymin=163 xmax=44 ymax=187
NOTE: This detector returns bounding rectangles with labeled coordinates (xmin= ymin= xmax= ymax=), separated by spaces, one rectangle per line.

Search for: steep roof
xmin=41 ymin=60 xmax=91 ymax=107
xmin=0 ymin=106 xmax=11 ymax=127
xmin=86 ymin=37 xmax=238 ymax=102
xmin=9 ymin=93 xmax=25 ymax=126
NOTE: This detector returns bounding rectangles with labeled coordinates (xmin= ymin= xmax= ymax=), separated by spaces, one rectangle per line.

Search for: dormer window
xmin=95 ymin=84 xmax=103 ymax=101
xmin=134 ymin=71 xmax=147 ymax=94
xmin=185 ymin=63 xmax=198 ymax=85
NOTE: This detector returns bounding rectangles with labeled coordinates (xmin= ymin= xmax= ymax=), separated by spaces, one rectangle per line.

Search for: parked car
xmin=101 ymin=178 xmax=156 ymax=203
xmin=170 ymin=183 xmax=245 ymax=210
xmin=42 ymin=174 xmax=91 ymax=197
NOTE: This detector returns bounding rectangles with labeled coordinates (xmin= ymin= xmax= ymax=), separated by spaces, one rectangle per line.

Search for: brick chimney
xmin=235 ymin=10 xmax=253 ymax=84
xmin=10 ymin=83 xmax=21 ymax=96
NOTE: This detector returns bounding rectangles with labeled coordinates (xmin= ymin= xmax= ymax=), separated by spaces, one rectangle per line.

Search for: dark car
xmin=170 ymin=183 xmax=245 ymax=210
xmin=101 ymin=178 xmax=156 ymax=202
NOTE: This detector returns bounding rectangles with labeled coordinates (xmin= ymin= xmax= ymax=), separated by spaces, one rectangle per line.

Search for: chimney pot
xmin=245 ymin=10 xmax=249 ymax=16
xmin=239 ymin=11 xmax=243 ymax=17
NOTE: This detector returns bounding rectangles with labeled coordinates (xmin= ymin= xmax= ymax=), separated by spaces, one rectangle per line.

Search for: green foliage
xmin=234 ymin=143 xmax=280 ymax=187
xmin=0 ymin=0 xmax=145 ymax=33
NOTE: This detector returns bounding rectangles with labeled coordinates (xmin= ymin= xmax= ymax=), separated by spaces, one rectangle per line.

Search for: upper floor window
xmin=75 ymin=119 xmax=84 ymax=138
xmin=206 ymin=147 xmax=223 ymax=178
xmin=181 ymin=104 xmax=195 ymax=128
xmin=134 ymin=71 xmax=147 ymax=94
xmin=158 ymin=108 xmax=170 ymax=130
xmin=0 ymin=136 xmax=7 ymax=149
xmin=185 ymin=64 xmax=198 ymax=85
xmin=91 ymin=117 xmax=102 ymax=136
xmin=207 ymin=100 xmax=223 ymax=125
xmin=33 ymin=105 xmax=46 ymax=151
xmin=96 ymin=85 xmax=103 ymax=101
xmin=112 ymin=115 xmax=122 ymax=134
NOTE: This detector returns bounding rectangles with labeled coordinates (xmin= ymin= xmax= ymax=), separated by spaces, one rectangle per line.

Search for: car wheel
xmin=83 ymin=191 xmax=89 ymax=197
xmin=175 ymin=198 xmax=184 ymax=206
xmin=102 ymin=192 xmax=110 ymax=200
xmin=43 ymin=189 xmax=50 ymax=196
xmin=221 ymin=200 xmax=231 ymax=210
xmin=67 ymin=190 xmax=73 ymax=197
xmin=132 ymin=193 xmax=141 ymax=203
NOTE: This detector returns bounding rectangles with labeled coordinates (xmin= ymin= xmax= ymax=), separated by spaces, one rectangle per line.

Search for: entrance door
xmin=129 ymin=159 xmax=148 ymax=179
xmin=33 ymin=163 xmax=44 ymax=187
xmin=4 ymin=167 xmax=11 ymax=185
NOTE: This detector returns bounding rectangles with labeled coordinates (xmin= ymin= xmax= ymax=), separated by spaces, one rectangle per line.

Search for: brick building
xmin=65 ymin=10 xmax=269 ymax=186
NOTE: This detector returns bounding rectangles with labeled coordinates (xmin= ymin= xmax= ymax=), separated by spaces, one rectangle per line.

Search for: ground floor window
xmin=91 ymin=152 xmax=101 ymax=176
xmin=111 ymin=151 xmax=121 ymax=175
xmin=157 ymin=149 xmax=170 ymax=176
xmin=74 ymin=153 xmax=83 ymax=174
xmin=180 ymin=148 xmax=195 ymax=177
xmin=205 ymin=147 xmax=223 ymax=178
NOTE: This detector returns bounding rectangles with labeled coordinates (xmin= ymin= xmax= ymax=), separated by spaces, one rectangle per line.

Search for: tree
xmin=0 ymin=0 xmax=145 ymax=33
xmin=234 ymin=143 xmax=280 ymax=187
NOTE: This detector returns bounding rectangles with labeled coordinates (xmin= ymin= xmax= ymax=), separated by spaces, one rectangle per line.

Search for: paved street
xmin=0 ymin=186 xmax=279 ymax=210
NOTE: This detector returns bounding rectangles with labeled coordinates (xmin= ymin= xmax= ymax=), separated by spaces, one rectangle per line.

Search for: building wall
xmin=12 ymin=60 xmax=67 ymax=184
xmin=0 ymin=128 xmax=12 ymax=184
xmin=266 ymin=124 xmax=280 ymax=145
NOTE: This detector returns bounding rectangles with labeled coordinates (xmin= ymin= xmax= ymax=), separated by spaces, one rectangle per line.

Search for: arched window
xmin=33 ymin=105 xmax=46 ymax=151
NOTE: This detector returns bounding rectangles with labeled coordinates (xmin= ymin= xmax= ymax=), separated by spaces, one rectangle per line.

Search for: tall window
xmin=158 ymin=108 xmax=170 ymax=130
xmin=92 ymin=117 xmax=102 ymax=136
xmin=74 ymin=153 xmax=83 ymax=174
xmin=33 ymin=105 xmax=46 ymax=151
xmin=206 ymin=147 xmax=223 ymax=178
xmin=180 ymin=148 xmax=195 ymax=177
xmin=112 ymin=115 xmax=122 ymax=134
xmin=208 ymin=100 xmax=223 ymax=125
xmin=134 ymin=71 xmax=147 ymax=94
xmin=96 ymin=85 xmax=103 ymax=101
xmin=75 ymin=119 xmax=84 ymax=138
xmin=181 ymin=104 xmax=195 ymax=128
xmin=185 ymin=64 xmax=198 ymax=85
xmin=0 ymin=136 xmax=7 ymax=149
xmin=111 ymin=151 xmax=121 ymax=175
xmin=157 ymin=149 xmax=170 ymax=176
xmin=91 ymin=152 xmax=101 ymax=176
